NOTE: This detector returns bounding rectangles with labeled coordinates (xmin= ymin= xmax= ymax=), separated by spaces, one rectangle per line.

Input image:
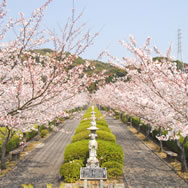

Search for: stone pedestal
xmin=80 ymin=105 xmax=107 ymax=187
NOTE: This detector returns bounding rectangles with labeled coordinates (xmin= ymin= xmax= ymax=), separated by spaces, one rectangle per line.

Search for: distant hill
xmin=153 ymin=56 xmax=188 ymax=71
xmin=32 ymin=49 xmax=127 ymax=93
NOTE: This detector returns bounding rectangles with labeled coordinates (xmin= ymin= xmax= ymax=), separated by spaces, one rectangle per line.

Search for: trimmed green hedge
xmin=60 ymin=105 xmax=124 ymax=182
xmin=40 ymin=129 xmax=48 ymax=138
xmin=79 ymin=119 xmax=108 ymax=128
xmin=121 ymin=113 xmax=188 ymax=159
xmin=107 ymin=168 xmax=124 ymax=179
xmin=25 ymin=130 xmax=38 ymax=141
xmin=6 ymin=135 xmax=21 ymax=153
xmin=64 ymin=140 xmax=89 ymax=164
xmin=71 ymin=130 xmax=116 ymax=143
xmin=101 ymin=161 xmax=123 ymax=169
xmin=64 ymin=139 xmax=123 ymax=167
xmin=97 ymin=140 xmax=123 ymax=165
xmin=60 ymin=160 xmax=83 ymax=183
xmin=0 ymin=119 xmax=57 ymax=156
xmin=75 ymin=124 xmax=111 ymax=134
xmin=0 ymin=132 xmax=21 ymax=157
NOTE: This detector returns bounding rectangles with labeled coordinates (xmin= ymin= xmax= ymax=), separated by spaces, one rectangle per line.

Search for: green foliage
xmin=6 ymin=136 xmax=21 ymax=153
xmin=71 ymin=131 xmax=90 ymax=142
xmin=21 ymin=184 xmax=34 ymax=188
xmin=101 ymin=161 xmax=123 ymax=169
xmin=97 ymin=140 xmax=124 ymax=165
xmin=61 ymin=105 xmax=124 ymax=181
xmin=131 ymin=116 xmax=140 ymax=127
xmin=25 ymin=130 xmax=38 ymax=141
xmin=96 ymin=120 xmax=108 ymax=127
xmin=71 ymin=130 xmax=116 ymax=143
xmin=107 ymin=168 xmax=124 ymax=179
xmin=60 ymin=160 xmax=83 ymax=183
xmin=121 ymin=114 xmax=127 ymax=124
xmin=64 ymin=140 xmax=89 ymax=164
xmin=75 ymin=124 xmax=111 ymax=134
xmin=21 ymin=184 xmax=53 ymax=188
xmin=64 ymin=140 xmax=123 ymax=167
xmin=40 ymin=129 xmax=48 ymax=138
xmin=153 ymin=56 xmax=187 ymax=71
xmin=97 ymin=130 xmax=116 ymax=142
xmin=46 ymin=184 xmax=52 ymax=188
xmin=68 ymin=107 xmax=83 ymax=113
xmin=39 ymin=125 xmax=47 ymax=132
xmin=0 ymin=130 xmax=21 ymax=156
xmin=32 ymin=48 xmax=53 ymax=55
xmin=121 ymin=113 xmax=188 ymax=159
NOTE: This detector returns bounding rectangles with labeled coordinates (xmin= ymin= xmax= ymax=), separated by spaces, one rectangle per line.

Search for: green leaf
xmin=46 ymin=184 xmax=52 ymax=188
xmin=21 ymin=185 xmax=34 ymax=188
xmin=21 ymin=185 xmax=29 ymax=188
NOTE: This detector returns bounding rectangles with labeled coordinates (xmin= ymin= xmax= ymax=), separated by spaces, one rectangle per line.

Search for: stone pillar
xmin=86 ymin=105 xmax=99 ymax=168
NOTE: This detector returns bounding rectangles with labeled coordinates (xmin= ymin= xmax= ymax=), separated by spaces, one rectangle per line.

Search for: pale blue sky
xmin=6 ymin=0 xmax=188 ymax=63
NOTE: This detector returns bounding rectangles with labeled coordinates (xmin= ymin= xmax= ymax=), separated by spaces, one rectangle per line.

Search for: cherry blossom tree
xmin=0 ymin=0 xmax=101 ymax=169
xmin=95 ymin=35 xmax=188 ymax=172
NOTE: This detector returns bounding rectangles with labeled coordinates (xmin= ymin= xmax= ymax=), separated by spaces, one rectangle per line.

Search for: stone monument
xmin=80 ymin=105 xmax=107 ymax=188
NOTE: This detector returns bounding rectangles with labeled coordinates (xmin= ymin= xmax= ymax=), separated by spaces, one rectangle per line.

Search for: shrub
xmin=121 ymin=114 xmax=127 ymax=124
xmin=96 ymin=120 xmax=108 ymax=127
xmin=60 ymin=160 xmax=83 ymax=183
xmin=107 ymin=168 xmax=124 ymax=179
xmin=121 ymin=113 xmax=188 ymax=159
xmin=101 ymin=161 xmax=123 ymax=169
xmin=131 ymin=116 xmax=140 ymax=127
xmin=97 ymin=140 xmax=124 ymax=166
xmin=72 ymin=130 xmax=116 ymax=143
xmin=61 ymin=106 xmax=124 ymax=182
xmin=6 ymin=135 xmax=21 ymax=153
xmin=71 ymin=131 xmax=90 ymax=143
xmin=25 ymin=130 xmax=38 ymax=141
xmin=48 ymin=124 xmax=54 ymax=132
xmin=80 ymin=119 xmax=108 ymax=127
xmin=38 ymin=124 xmax=47 ymax=132
xmin=40 ymin=129 xmax=48 ymax=138
xmin=64 ymin=140 xmax=123 ymax=166
xmin=64 ymin=140 xmax=89 ymax=164
xmin=75 ymin=124 xmax=111 ymax=134
xmin=97 ymin=130 xmax=116 ymax=142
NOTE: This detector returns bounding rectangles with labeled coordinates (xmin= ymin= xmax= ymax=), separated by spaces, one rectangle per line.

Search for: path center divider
xmin=59 ymin=105 xmax=124 ymax=183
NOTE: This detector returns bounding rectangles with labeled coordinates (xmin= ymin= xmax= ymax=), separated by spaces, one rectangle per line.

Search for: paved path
xmin=105 ymin=115 xmax=188 ymax=188
xmin=0 ymin=118 xmax=81 ymax=188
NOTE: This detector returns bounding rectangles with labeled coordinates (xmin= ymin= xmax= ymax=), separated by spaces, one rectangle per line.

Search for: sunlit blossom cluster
xmin=93 ymin=35 xmax=188 ymax=142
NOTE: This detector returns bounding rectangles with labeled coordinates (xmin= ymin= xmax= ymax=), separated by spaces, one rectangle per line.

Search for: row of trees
xmin=93 ymin=36 xmax=188 ymax=172
xmin=0 ymin=0 xmax=103 ymax=170
xmin=1 ymin=0 xmax=187 ymax=176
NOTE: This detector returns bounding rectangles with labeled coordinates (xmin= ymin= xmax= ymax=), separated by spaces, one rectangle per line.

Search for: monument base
xmin=80 ymin=167 xmax=107 ymax=180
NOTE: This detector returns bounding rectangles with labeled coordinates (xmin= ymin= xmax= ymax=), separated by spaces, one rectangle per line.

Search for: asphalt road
xmin=105 ymin=115 xmax=188 ymax=188
xmin=1 ymin=112 xmax=188 ymax=188
xmin=0 ymin=118 xmax=80 ymax=188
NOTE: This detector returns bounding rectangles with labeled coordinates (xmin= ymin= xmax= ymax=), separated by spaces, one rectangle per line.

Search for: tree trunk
xmin=145 ymin=124 xmax=151 ymax=140
xmin=159 ymin=140 xmax=163 ymax=152
xmin=120 ymin=112 xmax=123 ymax=120
xmin=159 ymin=128 xmax=163 ymax=152
xmin=1 ymin=129 xmax=10 ymax=170
xmin=176 ymin=137 xmax=187 ymax=172
xmin=130 ymin=117 xmax=133 ymax=126
xmin=126 ymin=115 xmax=129 ymax=124
xmin=137 ymin=118 xmax=141 ymax=134
xmin=38 ymin=125 xmax=40 ymax=136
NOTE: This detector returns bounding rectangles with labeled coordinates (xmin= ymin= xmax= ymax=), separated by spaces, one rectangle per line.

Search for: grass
xmin=128 ymin=126 xmax=188 ymax=181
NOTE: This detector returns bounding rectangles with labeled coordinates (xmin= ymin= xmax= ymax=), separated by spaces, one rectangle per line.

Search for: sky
xmin=5 ymin=0 xmax=188 ymax=63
